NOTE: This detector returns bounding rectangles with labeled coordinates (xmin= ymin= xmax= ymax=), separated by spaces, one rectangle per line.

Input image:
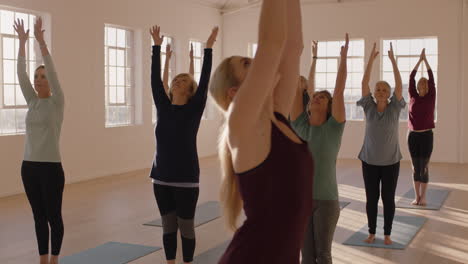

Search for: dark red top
xmin=408 ymin=69 xmax=436 ymax=131
xmin=219 ymin=113 xmax=314 ymax=264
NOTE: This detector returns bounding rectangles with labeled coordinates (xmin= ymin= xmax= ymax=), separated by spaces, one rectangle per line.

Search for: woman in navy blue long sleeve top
xmin=149 ymin=25 xmax=217 ymax=264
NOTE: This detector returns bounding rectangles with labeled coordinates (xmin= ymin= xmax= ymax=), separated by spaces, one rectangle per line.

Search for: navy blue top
xmin=150 ymin=45 xmax=212 ymax=183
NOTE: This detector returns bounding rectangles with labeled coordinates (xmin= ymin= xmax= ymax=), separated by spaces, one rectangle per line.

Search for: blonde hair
xmin=417 ymin=77 xmax=428 ymax=89
xmin=209 ymin=57 xmax=243 ymax=231
xmin=169 ymin=73 xmax=198 ymax=101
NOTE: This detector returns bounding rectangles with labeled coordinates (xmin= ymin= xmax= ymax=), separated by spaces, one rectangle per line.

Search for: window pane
xmin=15 ymin=85 xmax=26 ymax=105
xmin=382 ymin=56 xmax=392 ymax=72
xmin=3 ymin=37 xmax=15 ymax=59
xmin=316 ymin=59 xmax=327 ymax=73
xmin=126 ymin=48 xmax=132 ymax=67
xmin=326 ymin=73 xmax=336 ymax=88
xmin=117 ymin=86 xmax=125 ymax=103
xmin=116 ymin=29 xmax=126 ymax=48
xmin=383 ymin=72 xmax=394 ymax=87
xmin=106 ymin=27 xmax=116 ymax=46
xmin=15 ymin=12 xmax=29 ymax=25
xmin=410 ymin=39 xmax=424 ymax=55
xmin=383 ymin=40 xmax=392 ymax=53
xmin=326 ymin=59 xmax=338 ymax=73
xmin=28 ymin=39 xmax=37 ymax=61
xmin=427 ymin=55 xmax=438 ymax=69
xmin=4 ymin=60 xmax=15 ymax=84
xmin=4 ymin=84 xmax=15 ymax=106
xmin=317 ymin=42 xmax=327 ymax=57
xmin=350 ymin=40 xmax=364 ymax=56
xmin=109 ymin=86 xmax=116 ymax=104
xmin=425 ymin=38 xmax=438 ymax=55
xmin=28 ymin=15 xmax=36 ymax=32
xmin=316 ymin=73 xmax=326 ymax=89
xmin=15 ymin=108 xmax=27 ymax=132
xmin=397 ymin=57 xmax=411 ymax=72
xmin=117 ymin=67 xmax=125 ymax=86
xmin=109 ymin=66 xmax=116 ymax=85
xmin=0 ymin=109 xmax=16 ymax=134
xmin=327 ymin=41 xmax=340 ymax=56
xmin=351 ymin=73 xmax=362 ymax=88
xmin=108 ymin=48 xmax=116 ymax=66
xmin=396 ymin=39 xmax=410 ymax=55
xmin=116 ymin=49 xmax=125 ymax=66
xmin=350 ymin=58 xmax=363 ymax=73
xmin=194 ymin=58 xmax=201 ymax=73
xmin=1 ymin=10 xmax=14 ymax=34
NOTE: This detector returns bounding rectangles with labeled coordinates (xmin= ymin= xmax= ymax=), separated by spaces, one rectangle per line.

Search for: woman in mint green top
xmin=15 ymin=18 xmax=65 ymax=264
xmin=290 ymin=35 xmax=349 ymax=264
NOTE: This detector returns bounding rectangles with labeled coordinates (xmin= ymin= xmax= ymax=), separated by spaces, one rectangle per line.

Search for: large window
xmin=104 ymin=25 xmax=135 ymax=127
xmin=0 ymin=9 xmax=40 ymax=135
xmin=152 ymin=36 xmax=174 ymax=123
xmin=248 ymin=43 xmax=257 ymax=57
xmin=382 ymin=37 xmax=438 ymax=120
xmin=316 ymin=39 xmax=365 ymax=120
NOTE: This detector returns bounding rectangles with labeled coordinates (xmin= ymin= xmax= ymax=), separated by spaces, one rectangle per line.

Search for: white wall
xmin=463 ymin=0 xmax=468 ymax=163
xmin=223 ymin=0 xmax=466 ymax=164
xmin=0 ymin=0 xmax=222 ymax=197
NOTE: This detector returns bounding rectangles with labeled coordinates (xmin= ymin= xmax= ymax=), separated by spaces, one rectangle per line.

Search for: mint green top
xmin=291 ymin=112 xmax=345 ymax=200
xmin=18 ymin=55 xmax=64 ymax=162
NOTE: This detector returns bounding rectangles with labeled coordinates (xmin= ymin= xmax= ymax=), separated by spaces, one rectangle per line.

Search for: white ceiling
xmin=190 ymin=0 xmax=362 ymax=13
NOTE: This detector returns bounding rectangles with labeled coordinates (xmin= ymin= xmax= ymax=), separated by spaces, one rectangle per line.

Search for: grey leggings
xmin=301 ymin=200 xmax=340 ymax=264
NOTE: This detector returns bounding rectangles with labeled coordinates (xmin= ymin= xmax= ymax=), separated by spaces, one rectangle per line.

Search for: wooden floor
xmin=1 ymin=157 xmax=468 ymax=264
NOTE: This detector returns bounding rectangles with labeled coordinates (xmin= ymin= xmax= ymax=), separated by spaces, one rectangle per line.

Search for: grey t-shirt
xmin=357 ymin=93 xmax=406 ymax=166
xmin=18 ymin=55 xmax=64 ymax=162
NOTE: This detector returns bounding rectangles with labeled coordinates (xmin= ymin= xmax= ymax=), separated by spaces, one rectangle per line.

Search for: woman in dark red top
xmin=408 ymin=48 xmax=436 ymax=206
xmin=208 ymin=0 xmax=313 ymax=263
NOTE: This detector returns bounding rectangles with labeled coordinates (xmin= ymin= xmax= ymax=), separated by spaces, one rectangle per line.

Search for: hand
xmin=189 ymin=43 xmax=194 ymax=59
xmin=420 ymin=48 xmax=426 ymax=60
xmin=370 ymin=42 xmax=379 ymax=61
xmin=34 ymin=17 xmax=46 ymax=45
xmin=13 ymin=19 xmax=29 ymax=43
xmin=150 ymin=25 xmax=164 ymax=46
xmin=340 ymin=33 xmax=349 ymax=58
xmin=388 ymin=42 xmax=395 ymax=61
xmin=206 ymin=26 xmax=218 ymax=49
xmin=312 ymin=40 xmax=318 ymax=58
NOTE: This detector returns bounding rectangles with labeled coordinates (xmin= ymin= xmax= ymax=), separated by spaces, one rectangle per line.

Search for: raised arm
xmin=332 ymin=34 xmax=349 ymax=123
xmin=290 ymin=78 xmax=305 ymax=121
xmin=307 ymin=41 xmax=318 ymax=97
xmin=409 ymin=49 xmax=424 ymax=97
xmin=228 ymin=0 xmax=286 ymax=129
xmin=191 ymin=27 xmax=217 ymax=103
xmin=362 ymin=43 xmax=379 ymax=97
xmin=422 ymin=49 xmax=435 ymax=95
xmin=189 ymin=43 xmax=194 ymax=77
xmin=272 ymin=0 xmax=303 ymax=117
xmin=162 ymin=44 xmax=172 ymax=94
xmin=388 ymin=42 xmax=403 ymax=101
xmin=14 ymin=19 xmax=36 ymax=103
xmin=150 ymin=25 xmax=170 ymax=106
xmin=34 ymin=17 xmax=64 ymax=106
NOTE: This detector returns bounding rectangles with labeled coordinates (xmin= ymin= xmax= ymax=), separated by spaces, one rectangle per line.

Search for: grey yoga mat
xmin=60 ymin=242 xmax=161 ymax=264
xmin=144 ymin=201 xmax=220 ymax=227
xmin=339 ymin=201 xmax=351 ymax=209
xmin=396 ymin=188 xmax=450 ymax=210
xmin=343 ymin=214 xmax=427 ymax=249
xmin=191 ymin=240 xmax=231 ymax=264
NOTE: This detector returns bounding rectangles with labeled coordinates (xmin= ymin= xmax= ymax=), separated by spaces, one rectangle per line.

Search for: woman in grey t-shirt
xmin=357 ymin=43 xmax=406 ymax=246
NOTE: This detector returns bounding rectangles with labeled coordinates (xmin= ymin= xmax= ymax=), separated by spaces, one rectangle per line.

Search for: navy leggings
xmin=408 ymin=130 xmax=433 ymax=183
xmin=21 ymin=161 xmax=65 ymax=256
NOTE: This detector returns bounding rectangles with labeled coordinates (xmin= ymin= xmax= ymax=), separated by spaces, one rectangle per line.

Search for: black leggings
xmin=408 ymin=130 xmax=433 ymax=183
xmin=362 ymin=161 xmax=400 ymax=236
xmin=153 ymin=184 xmax=199 ymax=263
xmin=21 ymin=161 xmax=65 ymax=256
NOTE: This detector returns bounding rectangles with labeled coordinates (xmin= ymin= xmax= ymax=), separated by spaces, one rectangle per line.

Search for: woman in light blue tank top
xmin=357 ymin=43 xmax=406 ymax=246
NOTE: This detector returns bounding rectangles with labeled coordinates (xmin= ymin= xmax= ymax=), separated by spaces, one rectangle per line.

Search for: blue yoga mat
xmin=396 ymin=188 xmax=450 ymax=210
xmin=61 ymin=242 xmax=161 ymax=264
xmin=144 ymin=201 xmax=220 ymax=227
xmin=343 ymin=215 xmax=427 ymax=249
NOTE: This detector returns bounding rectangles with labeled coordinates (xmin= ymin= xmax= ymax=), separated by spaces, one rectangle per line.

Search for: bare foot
xmin=419 ymin=197 xmax=427 ymax=206
xmin=411 ymin=198 xmax=419 ymax=205
xmin=384 ymin=235 xmax=393 ymax=245
xmin=364 ymin=234 xmax=375 ymax=244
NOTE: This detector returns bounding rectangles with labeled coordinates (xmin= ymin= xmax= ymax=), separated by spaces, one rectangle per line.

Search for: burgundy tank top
xmin=219 ymin=113 xmax=314 ymax=264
